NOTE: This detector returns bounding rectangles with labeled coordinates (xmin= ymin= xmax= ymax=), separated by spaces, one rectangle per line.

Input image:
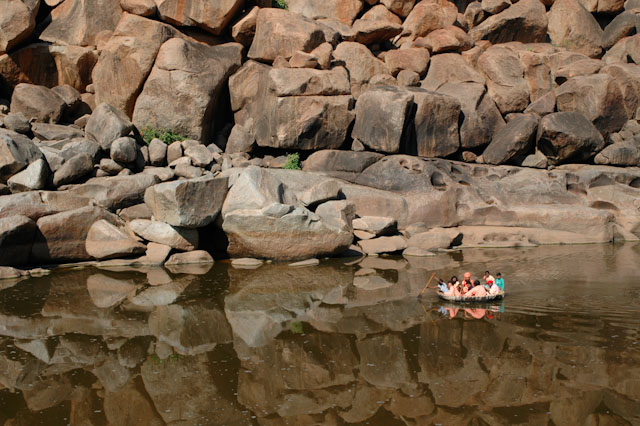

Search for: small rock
xmin=110 ymin=137 xmax=138 ymax=163
xmin=85 ymin=103 xmax=134 ymax=150
xmin=231 ymin=257 xmax=263 ymax=268
xmin=352 ymin=216 xmax=397 ymax=236
xmin=358 ymin=235 xmax=408 ymax=255
xmin=184 ymin=144 xmax=213 ymax=167
xmin=148 ymin=138 xmax=167 ymax=166
xmin=142 ymin=242 xmax=172 ymax=265
xmin=7 ymin=159 xmax=50 ymax=192
xmin=174 ymin=163 xmax=204 ymax=179
xmin=2 ymin=112 xmax=31 ymax=134
xmin=164 ymin=251 xmax=214 ymax=265
xmin=166 ymin=141 xmax=183 ymax=164
xmin=52 ymin=153 xmax=93 ymax=186
xmin=289 ymin=51 xmax=318 ymax=68
xmin=397 ymin=69 xmax=420 ymax=87
xmin=288 ymin=258 xmax=319 ymax=267
xmin=128 ymin=219 xmax=198 ymax=251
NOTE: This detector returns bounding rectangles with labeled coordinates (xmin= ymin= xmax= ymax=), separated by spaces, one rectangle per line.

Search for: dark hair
xmin=485 ymin=270 xmax=490 ymax=274
xmin=496 ymin=272 xmax=501 ymax=277
xmin=451 ymin=276 xmax=458 ymax=283
xmin=474 ymin=280 xmax=480 ymax=286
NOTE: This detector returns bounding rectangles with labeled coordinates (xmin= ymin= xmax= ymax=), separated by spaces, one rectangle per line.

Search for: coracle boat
xmin=437 ymin=291 xmax=505 ymax=302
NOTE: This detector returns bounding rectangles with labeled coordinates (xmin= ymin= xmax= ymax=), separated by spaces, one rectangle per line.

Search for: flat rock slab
xmin=128 ymin=219 xmax=198 ymax=251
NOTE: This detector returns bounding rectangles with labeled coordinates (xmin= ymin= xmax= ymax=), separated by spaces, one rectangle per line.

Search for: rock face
xmin=31 ymin=206 xmax=120 ymax=263
xmin=91 ymin=13 xmax=177 ymax=116
xmin=248 ymin=8 xmax=327 ymax=62
xmin=0 ymin=129 xmax=44 ymax=184
xmin=155 ymin=0 xmax=243 ymax=35
xmin=537 ymin=112 xmax=606 ymax=165
xmin=477 ymin=46 xmax=530 ymax=114
xmin=332 ymin=42 xmax=390 ymax=97
xmin=132 ymin=39 xmax=242 ymax=142
xmin=0 ymin=0 xmax=39 ymax=54
xmin=222 ymin=167 xmax=353 ymax=260
xmin=144 ymin=176 xmax=229 ymax=228
xmin=10 ymin=84 xmax=66 ymax=123
xmin=40 ymin=0 xmax=122 ymax=47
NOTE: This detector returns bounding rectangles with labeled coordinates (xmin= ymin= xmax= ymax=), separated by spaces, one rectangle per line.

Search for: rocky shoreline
xmin=2 ymin=0 xmax=640 ymax=270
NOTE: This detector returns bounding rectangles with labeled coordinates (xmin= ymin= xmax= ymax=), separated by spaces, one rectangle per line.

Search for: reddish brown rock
xmin=381 ymin=0 xmax=416 ymax=17
xmin=425 ymin=25 xmax=473 ymax=53
xmin=0 ymin=0 xmax=39 ymax=54
xmin=155 ymin=0 xmax=243 ymax=35
xmin=477 ymin=45 xmax=530 ymax=114
xmin=231 ymin=6 xmax=259 ymax=47
xmin=384 ymin=47 xmax=430 ymax=76
xmin=10 ymin=83 xmax=65 ymax=123
xmin=361 ymin=4 xmax=403 ymax=24
xmin=352 ymin=18 xmax=402 ymax=45
xmin=518 ymin=50 xmax=554 ymax=102
xmin=421 ymin=53 xmax=485 ymax=91
xmin=536 ymin=111 xmax=605 ymax=165
xmin=92 ymin=13 xmax=178 ymax=117
xmin=247 ymin=8 xmax=327 ymax=62
xmin=120 ymin=0 xmax=157 ymax=16
xmin=333 ymin=42 xmax=390 ymax=97
xmin=40 ymin=0 xmax=123 ymax=47
xmin=85 ymin=219 xmax=145 ymax=260
xmin=548 ymin=0 xmax=603 ymax=58
xmin=402 ymin=0 xmax=458 ymax=40
xmin=469 ymin=0 xmax=548 ymax=44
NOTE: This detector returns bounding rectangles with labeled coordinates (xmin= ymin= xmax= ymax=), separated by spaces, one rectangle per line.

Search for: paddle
xmin=417 ymin=272 xmax=443 ymax=298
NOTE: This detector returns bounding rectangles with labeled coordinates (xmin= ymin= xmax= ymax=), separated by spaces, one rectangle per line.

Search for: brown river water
xmin=1 ymin=243 xmax=639 ymax=425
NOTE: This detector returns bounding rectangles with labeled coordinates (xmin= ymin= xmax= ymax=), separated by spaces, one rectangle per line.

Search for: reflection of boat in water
xmin=437 ymin=291 xmax=505 ymax=303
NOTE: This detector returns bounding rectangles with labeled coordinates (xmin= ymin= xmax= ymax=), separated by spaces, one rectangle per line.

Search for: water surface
xmin=1 ymin=243 xmax=639 ymax=425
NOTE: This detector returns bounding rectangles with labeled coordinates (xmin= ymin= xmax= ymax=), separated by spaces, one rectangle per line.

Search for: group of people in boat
xmin=437 ymin=270 xmax=505 ymax=298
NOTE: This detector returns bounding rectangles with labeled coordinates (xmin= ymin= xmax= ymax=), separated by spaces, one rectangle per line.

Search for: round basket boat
xmin=437 ymin=291 xmax=505 ymax=303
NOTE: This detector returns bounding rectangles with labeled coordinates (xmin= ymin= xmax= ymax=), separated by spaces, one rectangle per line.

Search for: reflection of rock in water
xmin=0 ymin=250 xmax=639 ymax=425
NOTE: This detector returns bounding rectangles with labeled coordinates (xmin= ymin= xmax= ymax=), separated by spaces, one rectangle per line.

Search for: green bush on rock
xmin=141 ymin=127 xmax=186 ymax=145
xmin=272 ymin=0 xmax=288 ymax=9
xmin=283 ymin=153 xmax=301 ymax=170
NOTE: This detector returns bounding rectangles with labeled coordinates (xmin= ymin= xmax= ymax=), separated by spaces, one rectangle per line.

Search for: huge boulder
xmin=287 ymin=0 xmax=363 ymax=25
xmin=40 ymin=0 xmax=122 ymax=46
xmin=144 ymin=175 xmax=229 ymax=228
xmin=536 ymin=112 xmax=606 ymax=165
xmin=10 ymin=83 xmax=65 ymax=123
xmin=85 ymin=219 xmax=145 ymax=260
xmin=401 ymin=0 xmax=458 ymax=40
xmin=132 ymin=39 xmax=242 ymax=142
xmin=352 ymin=86 xmax=413 ymax=154
xmin=333 ymin=42 xmax=390 ymax=97
xmin=0 ymin=129 xmax=44 ymax=183
xmin=155 ymin=0 xmax=243 ymax=35
xmin=31 ymin=206 xmax=121 ymax=263
xmin=481 ymin=114 xmax=539 ymax=165
xmin=92 ymin=13 xmax=178 ymax=116
xmin=437 ymin=82 xmax=506 ymax=149
xmin=247 ymin=8 xmax=326 ymax=62
xmin=477 ymin=46 xmax=530 ymax=114
xmin=85 ymin=103 xmax=134 ymax=150
xmin=468 ymin=0 xmax=547 ymax=44
xmin=555 ymin=74 xmax=627 ymax=137
xmin=547 ymin=0 xmax=604 ymax=58
xmin=0 ymin=214 xmax=36 ymax=265
xmin=0 ymin=0 xmax=39 ymax=54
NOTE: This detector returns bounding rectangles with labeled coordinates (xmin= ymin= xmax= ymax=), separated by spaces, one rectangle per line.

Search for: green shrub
xmin=283 ymin=153 xmax=301 ymax=170
xmin=140 ymin=127 xmax=185 ymax=145
xmin=272 ymin=0 xmax=288 ymax=9
xmin=290 ymin=321 xmax=303 ymax=334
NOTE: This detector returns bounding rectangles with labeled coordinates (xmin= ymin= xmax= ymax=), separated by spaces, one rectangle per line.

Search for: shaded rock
xmin=0 ymin=0 xmax=39 ymax=54
xmin=128 ymin=219 xmax=198 ymax=251
xmin=173 ymin=163 xmax=203 ymax=179
xmin=10 ymin=83 xmax=65 ymax=123
xmin=66 ymin=174 xmax=158 ymax=210
xmin=225 ymin=124 xmax=255 ymax=154
xmin=299 ymin=180 xmax=342 ymax=207
xmin=155 ymin=0 xmax=242 ymax=35
xmin=303 ymin=149 xmax=384 ymax=175
xmin=248 ymin=8 xmax=326 ymax=62
xmin=184 ymin=144 xmax=213 ymax=167
xmin=110 ymin=136 xmax=137 ymax=163
xmin=478 ymin=45 xmax=530 ymax=114
xmin=482 ymin=0 xmax=512 ymax=14
xmin=31 ymin=206 xmax=120 ymax=263
xmin=579 ymin=0 xmax=624 ymax=12
xmin=425 ymin=25 xmax=473 ymax=53
xmin=594 ymin=143 xmax=640 ymax=165
xmin=352 ymin=86 xmax=413 ymax=153
xmin=121 ymin=0 xmax=157 ymax=16
xmin=86 ymin=219 xmax=145 ymax=260
xmin=288 ymin=0 xmax=363 ymax=25
xmin=521 ymin=150 xmax=548 ymax=168
xmin=603 ymin=11 xmax=639 ymax=49
xmin=269 ymin=67 xmax=351 ymax=97
xmin=537 ymin=112 xmax=606 ymax=165
xmin=164 ymin=250 xmax=214 ymax=265
xmin=408 ymin=87 xmax=461 ymax=158
xmin=548 ymin=0 xmax=603 ymax=57
xmin=32 ymin=123 xmax=84 ymax=141
xmin=132 ymin=39 xmax=242 ymax=142
xmin=384 ymin=48 xmax=430 ymax=76
xmin=52 ymin=153 xmax=93 ymax=187
xmin=397 ymin=69 xmax=420 ymax=86
xmin=402 ymin=0 xmax=458 ymax=40
xmin=85 ymin=103 xmax=134 ymax=151
xmin=602 ymin=34 xmax=640 ymax=65
xmin=7 ymin=158 xmax=49 ymax=192
xmin=92 ymin=14 xmax=177 ymax=116
xmin=482 ymin=114 xmax=538 ymax=165
xmin=353 ymin=216 xmax=397 ymax=236
xmin=40 ymin=0 xmax=122 ymax=47
xmin=103 ymin=381 xmax=164 ymax=426
xmin=407 ymin=227 xmax=462 ymax=251
xmin=0 ymin=214 xmax=36 ymax=266
xmin=437 ymin=82 xmax=506 ymax=149
xmin=231 ymin=6 xmax=258 ymax=47
xmin=358 ymin=233 xmax=407 ymax=255
xmin=353 ymin=18 xmax=402 ymax=45
xmin=144 ymin=175 xmax=228 ymax=228
xmin=0 ymin=129 xmax=44 ymax=183
xmin=600 ymin=63 xmax=640 ymax=119
xmin=148 ymin=138 xmax=167 ymax=166
xmin=333 ymin=42 xmax=390 ymax=97
xmin=2 ymin=112 xmax=31 ymax=134
xmin=421 ymin=53 xmax=485 ymax=92
xmin=288 ymin=50 xmax=318 ymax=68
xmin=361 ymin=4 xmax=404 ymax=24
xmin=555 ymin=74 xmax=627 ymax=137
xmin=468 ymin=0 xmax=548 ymax=44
